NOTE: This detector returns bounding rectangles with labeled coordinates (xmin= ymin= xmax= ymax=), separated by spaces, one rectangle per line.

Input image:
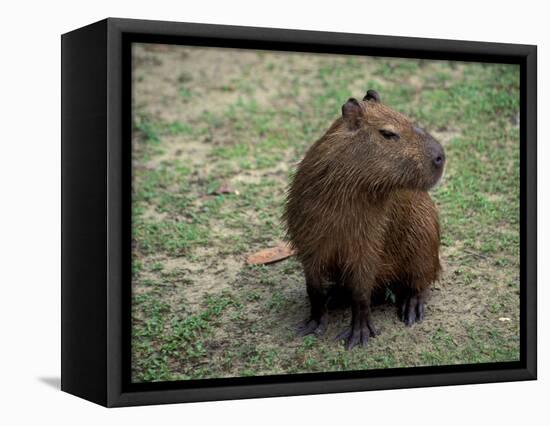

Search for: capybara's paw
xmin=335 ymin=319 xmax=380 ymax=350
xmin=401 ymin=295 xmax=425 ymax=326
xmin=369 ymin=324 xmax=381 ymax=337
xmin=334 ymin=325 xmax=373 ymax=350
xmin=296 ymin=315 xmax=327 ymax=337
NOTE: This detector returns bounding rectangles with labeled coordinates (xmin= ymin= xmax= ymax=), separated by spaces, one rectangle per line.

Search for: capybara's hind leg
xmin=296 ymin=270 xmax=328 ymax=337
xmin=335 ymin=286 xmax=379 ymax=350
xmin=400 ymin=287 xmax=429 ymax=326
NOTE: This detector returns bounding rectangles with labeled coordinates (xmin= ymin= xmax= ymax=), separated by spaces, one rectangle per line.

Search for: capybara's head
xmin=327 ymin=89 xmax=445 ymax=193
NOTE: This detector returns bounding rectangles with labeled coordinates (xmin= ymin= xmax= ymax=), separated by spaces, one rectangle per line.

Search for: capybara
xmin=283 ymin=89 xmax=445 ymax=350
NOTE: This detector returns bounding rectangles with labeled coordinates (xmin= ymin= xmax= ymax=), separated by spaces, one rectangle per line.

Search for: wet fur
xmin=283 ymin=92 xmax=444 ymax=349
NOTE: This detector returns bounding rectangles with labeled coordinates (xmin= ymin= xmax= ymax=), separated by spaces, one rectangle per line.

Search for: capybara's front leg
xmin=401 ymin=287 xmax=429 ymax=326
xmin=296 ymin=270 xmax=328 ymax=337
xmin=335 ymin=286 xmax=379 ymax=350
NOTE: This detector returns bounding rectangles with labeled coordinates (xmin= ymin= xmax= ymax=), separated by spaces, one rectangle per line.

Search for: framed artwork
xmin=61 ymin=18 xmax=536 ymax=407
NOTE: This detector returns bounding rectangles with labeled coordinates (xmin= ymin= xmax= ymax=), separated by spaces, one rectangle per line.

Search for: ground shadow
xmin=38 ymin=376 xmax=61 ymax=390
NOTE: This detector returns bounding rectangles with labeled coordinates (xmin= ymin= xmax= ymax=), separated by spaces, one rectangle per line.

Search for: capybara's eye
xmin=379 ymin=129 xmax=400 ymax=140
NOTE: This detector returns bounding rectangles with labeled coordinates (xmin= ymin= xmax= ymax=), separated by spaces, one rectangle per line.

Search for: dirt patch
xmin=432 ymin=128 xmax=462 ymax=145
xmin=230 ymin=160 xmax=291 ymax=185
xmin=146 ymin=136 xmax=212 ymax=169
xmin=162 ymin=247 xmax=243 ymax=305
xmin=133 ymin=44 xmax=261 ymax=122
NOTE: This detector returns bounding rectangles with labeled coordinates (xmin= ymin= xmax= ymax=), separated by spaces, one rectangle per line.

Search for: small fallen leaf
xmin=246 ymin=243 xmax=295 ymax=265
xmin=210 ymin=181 xmax=237 ymax=195
xmin=498 ymin=317 xmax=511 ymax=322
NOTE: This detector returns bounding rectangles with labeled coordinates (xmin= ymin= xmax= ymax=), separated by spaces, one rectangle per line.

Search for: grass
xmin=130 ymin=44 xmax=520 ymax=382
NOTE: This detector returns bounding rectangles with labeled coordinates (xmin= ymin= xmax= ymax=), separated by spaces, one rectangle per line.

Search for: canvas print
xmin=130 ymin=43 xmax=520 ymax=382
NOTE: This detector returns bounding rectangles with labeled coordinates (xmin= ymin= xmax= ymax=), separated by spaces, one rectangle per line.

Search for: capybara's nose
xmin=430 ymin=144 xmax=445 ymax=170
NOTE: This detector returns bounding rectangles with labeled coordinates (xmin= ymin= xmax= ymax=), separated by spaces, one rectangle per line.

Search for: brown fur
xmin=283 ymin=90 xmax=445 ymax=349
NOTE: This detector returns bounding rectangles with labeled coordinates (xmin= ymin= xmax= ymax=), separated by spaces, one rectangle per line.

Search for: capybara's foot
xmin=296 ymin=314 xmax=328 ymax=337
xmin=401 ymin=294 xmax=425 ymax=326
xmin=335 ymin=319 xmax=379 ymax=350
xmin=334 ymin=325 xmax=370 ymax=350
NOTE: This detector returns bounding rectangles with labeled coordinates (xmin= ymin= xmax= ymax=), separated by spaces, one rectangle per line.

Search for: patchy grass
xmin=131 ymin=44 xmax=520 ymax=382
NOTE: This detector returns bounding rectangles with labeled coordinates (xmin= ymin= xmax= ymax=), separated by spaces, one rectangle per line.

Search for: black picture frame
xmin=61 ymin=17 xmax=537 ymax=407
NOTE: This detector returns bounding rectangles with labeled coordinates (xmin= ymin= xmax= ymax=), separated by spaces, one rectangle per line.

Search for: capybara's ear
xmin=342 ymin=98 xmax=363 ymax=129
xmin=363 ymin=89 xmax=381 ymax=102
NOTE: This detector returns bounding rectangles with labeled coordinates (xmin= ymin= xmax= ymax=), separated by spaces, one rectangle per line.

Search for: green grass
xmin=130 ymin=45 xmax=520 ymax=382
